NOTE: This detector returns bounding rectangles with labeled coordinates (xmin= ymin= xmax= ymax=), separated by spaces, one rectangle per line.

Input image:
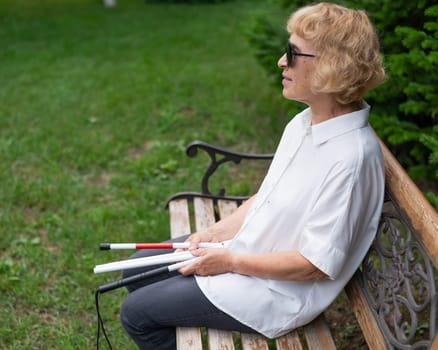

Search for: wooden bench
xmin=165 ymin=140 xmax=438 ymax=350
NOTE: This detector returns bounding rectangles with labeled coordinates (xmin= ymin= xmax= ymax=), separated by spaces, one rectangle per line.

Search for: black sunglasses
xmin=286 ymin=42 xmax=315 ymax=67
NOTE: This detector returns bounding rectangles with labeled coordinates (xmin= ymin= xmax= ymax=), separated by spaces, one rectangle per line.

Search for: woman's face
xmin=278 ymin=34 xmax=317 ymax=105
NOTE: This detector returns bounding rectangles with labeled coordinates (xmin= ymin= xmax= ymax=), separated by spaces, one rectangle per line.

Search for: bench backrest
xmin=345 ymin=139 xmax=437 ymax=349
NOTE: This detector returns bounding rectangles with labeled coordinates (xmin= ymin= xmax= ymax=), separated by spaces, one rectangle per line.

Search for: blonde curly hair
xmin=287 ymin=2 xmax=386 ymax=105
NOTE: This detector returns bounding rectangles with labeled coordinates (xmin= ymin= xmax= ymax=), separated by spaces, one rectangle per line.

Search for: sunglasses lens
xmin=286 ymin=44 xmax=294 ymax=67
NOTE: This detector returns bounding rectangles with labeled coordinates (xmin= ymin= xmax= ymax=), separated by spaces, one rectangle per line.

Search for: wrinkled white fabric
xmin=195 ymin=103 xmax=385 ymax=338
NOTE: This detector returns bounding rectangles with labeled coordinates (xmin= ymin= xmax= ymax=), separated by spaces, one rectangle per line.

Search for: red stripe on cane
xmin=135 ymin=243 xmax=174 ymax=249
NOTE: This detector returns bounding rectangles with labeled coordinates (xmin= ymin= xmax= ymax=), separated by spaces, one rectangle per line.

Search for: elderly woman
xmin=120 ymin=2 xmax=386 ymax=349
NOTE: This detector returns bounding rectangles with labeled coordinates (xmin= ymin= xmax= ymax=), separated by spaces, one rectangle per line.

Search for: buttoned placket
xmin=240 ymin=125 xmax=311 ymax=228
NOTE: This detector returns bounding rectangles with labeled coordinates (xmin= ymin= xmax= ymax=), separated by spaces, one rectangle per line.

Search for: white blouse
xmin=195 ymin=103 xmax=385 ymax=338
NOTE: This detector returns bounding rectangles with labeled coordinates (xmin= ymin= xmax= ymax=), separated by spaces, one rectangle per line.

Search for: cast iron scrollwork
xmin=166 ymin=141 xmax=273 ymax=205
xmin=186 ymin=140 xmax=273 ymax=196
xmin=360 ymin=204 xmax=437 ymax=349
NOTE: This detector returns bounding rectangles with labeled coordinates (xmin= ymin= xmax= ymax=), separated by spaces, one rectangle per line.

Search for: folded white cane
xmin=93 ymin=251 xmax=196 ymax=274
xmin=97 ymin=258 xmax=199 ymax=293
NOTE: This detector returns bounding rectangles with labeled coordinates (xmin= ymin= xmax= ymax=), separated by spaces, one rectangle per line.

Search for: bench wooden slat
xmin=169 ymin=199 xmax=203 ymax=350
xmin=194 ymin=197 xmax=216 ymax=228
xmin=241 ymin=333 xmax=269 ymax=350
xmin=217 ymin=199 xmax=239 ymax=219
xmin=303 ymin=314 xmax=336 ymax=350
xmin=275 ymin=332 xmax=304 ymax=350
xmin=345 ymin=275 xmax=388 ymax=349
xmin=207 ymin=329 xmax=235 ymax=350
xmin=169 ymin=199 xmax=191 ymax=239
xmin=175 ymin=328 xmax=203 ymax=350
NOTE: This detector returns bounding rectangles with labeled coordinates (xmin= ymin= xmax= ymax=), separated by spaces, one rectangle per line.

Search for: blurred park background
xmin=0 ymin=0 xmax=436 ymax=349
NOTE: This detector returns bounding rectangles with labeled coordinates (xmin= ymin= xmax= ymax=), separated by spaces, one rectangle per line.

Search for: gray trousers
xmin=120 ymin=235 xmax=256 ymax=350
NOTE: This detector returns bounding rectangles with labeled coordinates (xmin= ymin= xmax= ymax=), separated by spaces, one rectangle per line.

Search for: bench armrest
xmin=165 ymin=141 xmax=273 ymax=206
xmin=186 ymin=140 xmax=274 ymax=196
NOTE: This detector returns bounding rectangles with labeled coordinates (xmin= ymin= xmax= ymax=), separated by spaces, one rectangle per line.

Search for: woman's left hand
xmin=178 ymin=248 xmax=235 ymax=276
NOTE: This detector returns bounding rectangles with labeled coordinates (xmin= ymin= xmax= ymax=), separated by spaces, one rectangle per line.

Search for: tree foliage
xmin=247 ymin=0 xmax=437 ymax=206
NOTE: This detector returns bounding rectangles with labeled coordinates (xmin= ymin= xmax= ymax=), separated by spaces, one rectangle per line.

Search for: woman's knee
xmin=120 ymin=291 xmax=152 ymax=333
xmin=120 ymin=293 xmax=137 ymax=332
xmin=120 ymin=291 xmax=177 ymax=350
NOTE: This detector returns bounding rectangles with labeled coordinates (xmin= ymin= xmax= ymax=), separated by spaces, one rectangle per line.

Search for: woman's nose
xmin=278 ymin=53 xmax=287 ymax=69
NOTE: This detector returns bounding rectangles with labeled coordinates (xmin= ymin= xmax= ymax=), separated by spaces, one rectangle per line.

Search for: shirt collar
xmin=301 ymin=102 xmax=370 ymax=146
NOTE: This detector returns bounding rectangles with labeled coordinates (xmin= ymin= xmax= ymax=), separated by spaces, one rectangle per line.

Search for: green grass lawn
xmin=0 ymin=0 xmax=292 ymax=348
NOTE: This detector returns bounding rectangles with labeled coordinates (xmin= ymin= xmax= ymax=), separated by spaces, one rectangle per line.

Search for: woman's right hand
xmin=176 ymin=230 xmax=217 ymax=252
xmin=176 ymin=194 xmax=256 ymax=253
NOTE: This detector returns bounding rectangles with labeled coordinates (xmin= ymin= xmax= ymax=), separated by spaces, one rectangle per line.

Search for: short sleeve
xmin=298 ymin=162 xmax=358 ymax=279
